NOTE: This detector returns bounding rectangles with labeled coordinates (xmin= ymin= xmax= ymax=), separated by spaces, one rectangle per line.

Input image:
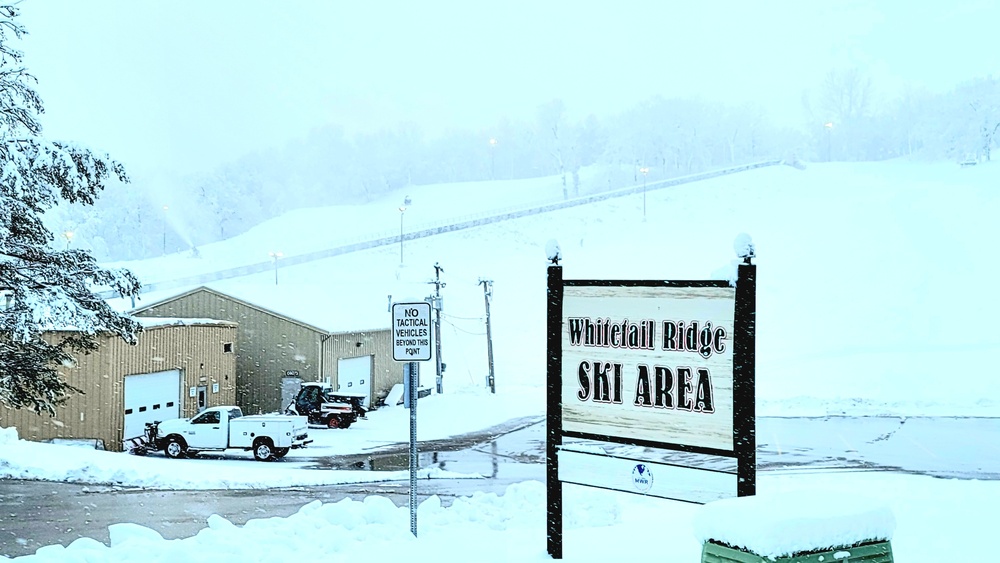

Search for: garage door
xmin=337 ymin=356 xmax=372 ymax=408
xmin=124 ymin=370 xmax=181 ymax=441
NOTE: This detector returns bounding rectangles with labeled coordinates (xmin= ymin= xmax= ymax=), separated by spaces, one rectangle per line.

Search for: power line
xmin=442 ymin=318 xmax=486 ymax=336
xmin=441 ymin=312 xmax=485 ymax=322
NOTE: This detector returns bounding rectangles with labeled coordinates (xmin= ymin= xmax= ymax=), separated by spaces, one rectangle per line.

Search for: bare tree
xmin=819 ymin=68 xmax=874 ymax=124
xmin=536 ymin=99 xmax=569 ymax=199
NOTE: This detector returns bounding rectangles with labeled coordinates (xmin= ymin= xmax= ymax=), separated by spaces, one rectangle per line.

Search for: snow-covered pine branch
xmin=0 ymin=5 xmax=141 ymax=416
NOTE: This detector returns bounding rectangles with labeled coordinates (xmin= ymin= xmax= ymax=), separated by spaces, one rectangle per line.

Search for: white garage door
xmin=337 ymin=356 xmax=372 ymax=408
xmin=124 ymin=370 xmax=181 ymax=441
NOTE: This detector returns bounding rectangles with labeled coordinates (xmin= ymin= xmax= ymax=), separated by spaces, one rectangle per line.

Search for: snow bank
xmin=5 ymin=465 xmax=1000 ymax=561
xmin=0 ymin=425 xmax=18 ymax=444
xmin=13 ymin=482 xmax=556 ymax=562
xmin=0 ymin=421 xmax=481 ymax=489
xmin=693 ymin=491 xmax=895 ymax=558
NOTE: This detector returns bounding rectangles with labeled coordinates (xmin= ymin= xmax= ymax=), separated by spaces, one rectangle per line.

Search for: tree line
xmin=52 ymin=69 xmax=999 ymax=262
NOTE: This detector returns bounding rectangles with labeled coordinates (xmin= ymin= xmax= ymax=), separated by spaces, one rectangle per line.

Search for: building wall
xmin=0 ymin=323 xmax=237 ymax=452
xmin=321 ymin=329 xmax=402 ymax=405
xmin=133 ymin=290 xmax=324 ymax=414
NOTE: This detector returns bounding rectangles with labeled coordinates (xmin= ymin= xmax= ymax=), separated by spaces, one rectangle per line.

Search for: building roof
xmin=42 ymin=316 xmax=236 ymax=335
xmin=129 ymin=285 xmax=391 ymax=336
xmin=131 ymin=286 xmax=331 ymax=334
xmin=136 ymin=317 xmax=238 ymax=330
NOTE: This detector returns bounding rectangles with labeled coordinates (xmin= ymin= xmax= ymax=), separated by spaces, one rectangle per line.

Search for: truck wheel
xmin=253 ymin=438 xmax=275 ymax=461
xmin=338 ymin=417 xmax=352 ymax=429
xmin=326 ymin=416 xmax=341 ymax=429
xmin=164 ymin=437 xmax=186 ymax=459
xmin=273 ymin=448 xmax=289 ymax=459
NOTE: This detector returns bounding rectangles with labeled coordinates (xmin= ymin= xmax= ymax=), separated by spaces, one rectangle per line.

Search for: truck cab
xmin=184 ymin=407 xmax=238 ymax=450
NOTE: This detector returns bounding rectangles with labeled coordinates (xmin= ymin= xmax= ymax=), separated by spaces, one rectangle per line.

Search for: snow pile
xmin=0 ymin=425 xmax=17 ymax=444
xmin=16 ymin=482 xmax=556 ymax=563
xmin=693 ymin=490 xmax=896 ymax=558
xmin=8 ymin=471 xmax=999 ymax=561
xmin=0 ymin=430 xmax=479 ymax=488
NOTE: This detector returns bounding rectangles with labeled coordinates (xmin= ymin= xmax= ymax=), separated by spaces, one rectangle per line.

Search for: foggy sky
xmin=17 ymin=0 xmax=1000 ymax=178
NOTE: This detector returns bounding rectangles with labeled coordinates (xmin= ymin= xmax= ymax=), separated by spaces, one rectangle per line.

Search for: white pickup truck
xmin=144 ymin=406 xmax=312 ymax=461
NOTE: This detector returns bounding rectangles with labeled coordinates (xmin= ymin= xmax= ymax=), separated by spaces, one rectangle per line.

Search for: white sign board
xmin=392 ymin=302 xmax=432 ymax=362
xmin=558 ymin=448 xmax=737 ymax=504
xmin=561 ymin=285 xmax=736 ymax=452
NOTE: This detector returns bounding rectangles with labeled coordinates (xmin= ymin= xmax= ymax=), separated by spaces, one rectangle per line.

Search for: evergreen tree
xmin=0 ymin=5 xmax=141 ymax=415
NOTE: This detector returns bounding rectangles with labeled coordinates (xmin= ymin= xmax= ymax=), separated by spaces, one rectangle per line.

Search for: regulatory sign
xmin=392 ymin=302 xmax=432 ymax=361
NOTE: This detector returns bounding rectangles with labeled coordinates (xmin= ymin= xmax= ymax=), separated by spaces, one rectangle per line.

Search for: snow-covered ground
xmin=2 ymin=421 xmax=995 ymax=562
xmin=4 ymin=160 xmax=999 ymax=561
xmin=0 ymin=387 xmax=538 ymax=489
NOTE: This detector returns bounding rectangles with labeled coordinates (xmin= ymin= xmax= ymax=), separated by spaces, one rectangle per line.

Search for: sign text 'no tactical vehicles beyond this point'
xmin=392 ymin=302 xmax=432 ymax=362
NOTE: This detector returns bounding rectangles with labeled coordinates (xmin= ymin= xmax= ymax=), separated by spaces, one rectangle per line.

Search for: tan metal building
xmin=0 ymin=318 xmax=238 ymax=452
xmin=131 ymin=287 xmax=401 ymax=414
xmin=321 ymin=328 xmax=400 ymax=407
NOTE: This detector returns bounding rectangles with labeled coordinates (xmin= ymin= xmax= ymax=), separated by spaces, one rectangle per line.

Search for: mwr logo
xmin=631 ymin=463 xmax=653 ymax=493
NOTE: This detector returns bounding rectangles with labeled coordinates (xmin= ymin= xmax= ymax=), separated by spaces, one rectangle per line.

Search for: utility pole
xmin=479 ymin=278 xmax=495 ymax=394
xmin=430 ymin=263 xmax=446 ymax=394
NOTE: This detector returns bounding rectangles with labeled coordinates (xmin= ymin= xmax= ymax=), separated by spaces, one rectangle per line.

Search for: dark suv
xmin=286 ymin=383 xmax=367 ymax=429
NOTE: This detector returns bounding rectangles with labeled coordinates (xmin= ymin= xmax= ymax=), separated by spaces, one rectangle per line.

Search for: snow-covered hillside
xmin=111 ymin=160 xmax=1000 ymax=416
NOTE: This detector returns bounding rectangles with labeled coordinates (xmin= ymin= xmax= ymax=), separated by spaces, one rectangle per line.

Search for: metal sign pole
xmin=408 ymin=360 xmax=419 ymax=537
xmin=391 ymin=301 xmax=431 ymax=539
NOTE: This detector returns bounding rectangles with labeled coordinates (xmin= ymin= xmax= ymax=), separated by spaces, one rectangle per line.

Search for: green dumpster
xmin=694 ymin=491 xmax=895 ymax=563
xmin=702 ymin=538 xmax=893 ymax=562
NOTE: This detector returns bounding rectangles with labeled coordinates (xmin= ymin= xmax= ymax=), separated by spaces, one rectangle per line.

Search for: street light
xmin=62 ymin=230 xmax=74 ymax=250
xmin=398 ymin=206 xmax=406 ymax=265
xmin=824 ymin=122 xmax=834 ymax=162
xmin=489 ymin=137 xmax=497 ymax=180
xmin=639 ymin=166 xmax=650 ymax=221
xmin=162 ymin=205 xmax=169 ymax=255
xmin=268 ymin=251 xmax=283 ymax=285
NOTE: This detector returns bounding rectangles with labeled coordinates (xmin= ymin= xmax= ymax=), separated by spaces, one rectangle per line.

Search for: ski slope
xmin=110 ymin=160 xmax=1000 ymax=416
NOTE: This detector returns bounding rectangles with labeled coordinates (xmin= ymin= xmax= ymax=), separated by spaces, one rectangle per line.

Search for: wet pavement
xmin=306 ymin=415 xmax=546 ymax=475
xmin=3 ymin=416 xmax=1000 ymax=557
xmin=296 ymin=415 xmax=1000 ymax=481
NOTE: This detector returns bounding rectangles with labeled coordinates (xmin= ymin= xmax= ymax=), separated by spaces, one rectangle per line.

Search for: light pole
xmin=824 ymin=122 xmax=833 ymax=162
xmin=161 ymin=205 xmax=169 ymax=255
xmin=639 ymin=166 xmax=649 ymax=221
xmin=489 ymin=137 xmax=497 ymax=180
xmin=398 ymin=206 xmax=406 ymax=265
xmin=268 ymin=251 xmax=283 ymax=285
xmin=62 ymin=230 xmax=74 ymax=250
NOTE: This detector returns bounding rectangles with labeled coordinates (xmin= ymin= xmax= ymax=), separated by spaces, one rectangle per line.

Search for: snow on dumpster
xmin=693 ymin=490 xmax=896 ymax=562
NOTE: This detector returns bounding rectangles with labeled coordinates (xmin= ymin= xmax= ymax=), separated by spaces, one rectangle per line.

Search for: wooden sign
xmin=546 ymin=261 xmax=756 ymax=560
xmin=562 ymin=284 xmax=736 ymax=452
